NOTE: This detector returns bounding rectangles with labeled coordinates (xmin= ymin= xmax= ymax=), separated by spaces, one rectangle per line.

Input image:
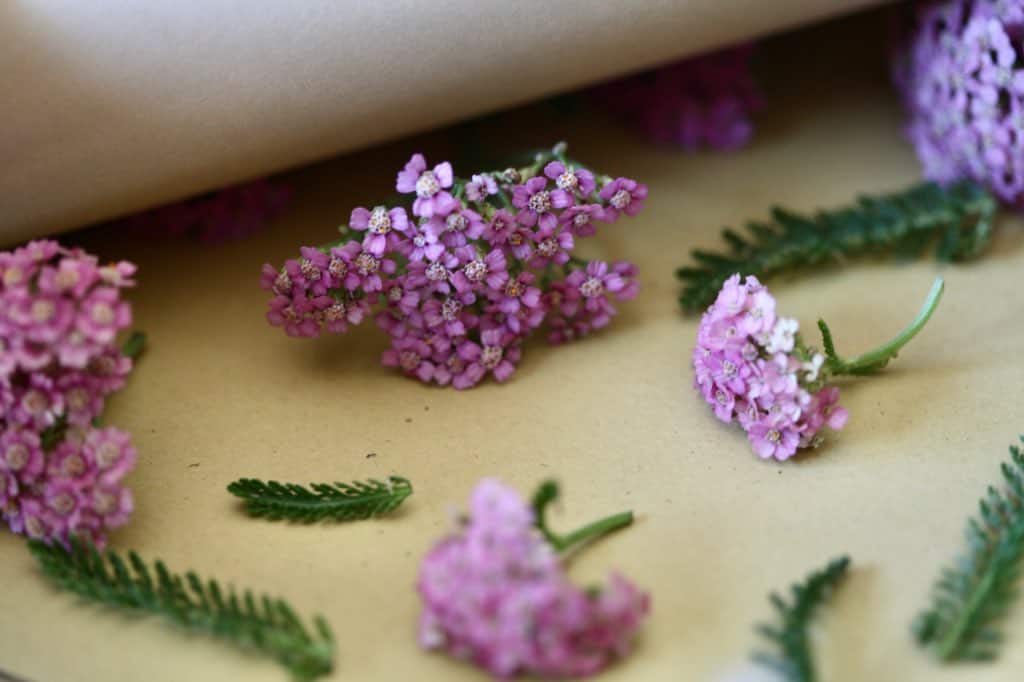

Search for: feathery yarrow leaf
xmin=676 ymin=180 xmax=995 ymax=312
xmin=227 ymin=476 xmax=413 ymax=523
xmin=913 ymin=436 xmax=1024 ymax=662
xmin=752 ymin=555 xmax=851 ymax=682
xmin=29 ymin=537 xmax=335 ymax=680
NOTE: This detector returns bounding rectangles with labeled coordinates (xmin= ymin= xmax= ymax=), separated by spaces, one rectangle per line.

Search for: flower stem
xmin=555 ymin=511 xmax=634 ymax=552
xmin=821 ymin=276 xmax=945 ymax=377
xmin=531 ymin=480 xmax=634 ymax=552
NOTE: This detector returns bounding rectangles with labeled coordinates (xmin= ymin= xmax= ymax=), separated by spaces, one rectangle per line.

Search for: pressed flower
xmin=399 ymin=220 xmax=446 ymax=263
xmin=693 ymin=274 xmax=945 ymax=460
xmin=465 ymin=173 xmax=498 ymax=202
xmin=544 ymin=161 xmax=596 ymax=197
xmin=894 ymin=0 xmax=1024 ymax=205
xmin=381 ymin=335 xmax=436 ymax=383
xmin=426 ymin=207 xmax=486 ymax=247
xmin=0 ymin=240 xmax=141 ymax=546
xmin=262 ymin=144 xmax=647 ymax=388
xmin=349 ymin=205 xmax=408 ymax=257
xmin=396 ymin=154 xmax=459 ymax=218
xmin=418 ymin=479 xmax=648 ymax=678
xmin=598 ymin=178 xmax=648 ymax=222
xmin=592 ymin=44 xmax=763 ymax=151
xmin=560 ymin=203 xmax=605 ymax=237
xmin=512 ymin=176 xmax=574 ymax=234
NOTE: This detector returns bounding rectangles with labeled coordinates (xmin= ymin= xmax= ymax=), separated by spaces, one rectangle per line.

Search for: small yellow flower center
xmin=55 ymin=269 xmax=79 ymax=289
xmin=3 ymin=267 xmax=24 ymax=287
xmin=32 ymin=300 xmax=55 ymax=322
xmin=94 ymin=491 xmax=116 ymax=514
xmin=355 ymin=253 xmax=379 ymax=276
xmin=579 ymin=277 xmax=604 ymax=298
xmin=67 ymin=388 xmax=89 ymax=411
xmin=556 ymin=171 xmax=578 ymax=191
xmin=537 ymin=238 xmax=558 ymax=258
xmin=24 ymin=516 xmax=45 ymax=538
xmin=442 ymin=299 xmax=462 ymax=321
xmin=97 ymin=442 xmax=119 ymax=468
xmin=445 ymin=213 xmax=467 ymax=233
xmin=481 ymin=346 xmax=503 ymax=369
xmin=527 ymin=191 xmax=552 ymax=213
xmin=463 ymin=260 xmax=487 ymax=283
xmin=91 ymin=302 xmax=115 ymax=325
xmin=610 ymin=189 xmax=631 ymax=209
xmin=22 ymin=390 xmax=47 ymax=415
xmin=299 ymin=258 xmax=319 ymax=280
xmin=61 ymin=454 xmax=86 ymax=477
xmin=426 ymin=262 xmax=449 ymax=282
xmin=5 ymin=444 xmax=29 ymax=470
xmin=51 ymin=493 xmax=75 ymax=515
xmin=399 ymin=350 xmax=421 ymax=371
xmin=369 ymin=207 xmax=392 ymax=234
xmin=416 ymin=171 xmax=440 ymax=198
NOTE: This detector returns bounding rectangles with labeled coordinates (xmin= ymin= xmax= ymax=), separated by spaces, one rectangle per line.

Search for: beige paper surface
xmin=0 ymin=0 xmax=889 ymax=243
xmin=2 ymin=11 xmax=1024 ymax=682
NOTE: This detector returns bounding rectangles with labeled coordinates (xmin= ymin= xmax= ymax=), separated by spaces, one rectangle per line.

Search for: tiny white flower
xmin=803 ymin=353 xmax=825 ymax=381
xmin=765 ymin=317 xmax=798 ymax=354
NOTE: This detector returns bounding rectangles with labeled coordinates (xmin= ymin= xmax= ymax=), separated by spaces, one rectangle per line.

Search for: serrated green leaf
xmin=913 ymin=435 xmax=1024 ymax=663
xmin=227 ymin=476 xmax=413 ymax=523
xmin=751 ymin=555 xmax=850 ymax=682
xmin=29 ymin=538 xmax=334 ymax=680
xmin=677 ymin=180 xmax=996 ymax=312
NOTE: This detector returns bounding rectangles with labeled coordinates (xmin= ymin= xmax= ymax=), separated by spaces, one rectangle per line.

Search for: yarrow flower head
xmin=0 ymin=240 xmax=142 ymax=547
xmin=261 ymin=143 xmax=646 ymax=389
xmin=894 ymin=0 xmax=1024 ymax=205
xmin=122 ymin=178 xmax=292 ymax=243
xmin=693 ymin=274 xmax=946 ymax=460
xmin=417 ymin=479 xmax=649 ymax=678
xmin=593 ymin=44 xmax=763 ymax=151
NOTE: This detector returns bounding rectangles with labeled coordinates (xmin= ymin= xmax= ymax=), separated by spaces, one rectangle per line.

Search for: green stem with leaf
xmin=817 ymin=276 xmax=944 ymax=378
xmin=531 ymin=480 xmax=633 ymax=553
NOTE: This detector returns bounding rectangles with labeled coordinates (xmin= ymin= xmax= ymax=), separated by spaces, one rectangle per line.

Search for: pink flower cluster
xmin=261 ymin=146 xmax=646 ymax=389
xmin=124 ymin=178 xmax=292 ymax=243
xmin=693 ymin=275 xmax=848 ymax=461
xmin=893 ymin=0 xmax=1024 ymax=205
xmin=593 ymin=44 xmax=763 ymax=151
xmin=417 ymin=479 xmax=649 ymax=678
xmin=0 ymin=240 xmax=138 ymax=547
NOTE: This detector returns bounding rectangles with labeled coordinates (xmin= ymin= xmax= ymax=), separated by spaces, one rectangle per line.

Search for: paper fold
xmin=0 ymin=0 xmax=887 ymax=241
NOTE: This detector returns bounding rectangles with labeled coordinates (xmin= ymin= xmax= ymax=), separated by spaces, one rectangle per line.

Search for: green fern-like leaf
xmin=227 ymin=476 xmax=413 ymax=523
xmin=913 ymin=436 xmax=1024 ymax=662
xmin=752 ymin=555 xmax=851 ymax=682
xmin=29 ymin=537 xmax=334 ymax=680
xmin=676 ymin=180 xmax=995 ymax=312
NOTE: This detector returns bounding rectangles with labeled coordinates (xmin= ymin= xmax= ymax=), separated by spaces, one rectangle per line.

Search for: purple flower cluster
xmin=417 ymin=479 xmax=649 ymax=678
xmin=593 ymin=44 xmax=763 ymax=151
xmin=893 ymin=0 xmax=1024 ymax=204
xmin=124 ymin=178 xmax=292 ymax=243
xmin=0 ymin=240 xmax=138 ymax=547
xmin=261 ymin=146 xmax=646 ymax=389
xmin=693 ymin=275 xmax=848 ymax=461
